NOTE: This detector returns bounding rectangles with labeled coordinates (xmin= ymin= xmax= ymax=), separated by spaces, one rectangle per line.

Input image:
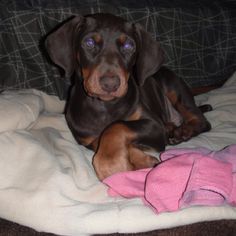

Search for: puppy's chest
xmin=79 ymin=103 xmax=138 ymax=135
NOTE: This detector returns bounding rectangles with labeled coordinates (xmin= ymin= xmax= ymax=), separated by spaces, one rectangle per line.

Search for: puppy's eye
xmin=85 ymin=38 xmax=95 ymax=49
xmin=123 ymin=41 xmax=133 ymax=50
xmin=122 ymin=40 xmax=135 ymax=51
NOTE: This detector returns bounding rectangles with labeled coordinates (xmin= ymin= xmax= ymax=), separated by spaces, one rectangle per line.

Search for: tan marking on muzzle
xmin=82 ymin=68 xmax=91 ymax=80
xmin=82 ymin=64 xmax=130 ymax=100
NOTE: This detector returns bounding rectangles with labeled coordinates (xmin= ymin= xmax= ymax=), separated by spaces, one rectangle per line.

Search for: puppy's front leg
xmin=92 ymin=120 xmax=166 ymax=180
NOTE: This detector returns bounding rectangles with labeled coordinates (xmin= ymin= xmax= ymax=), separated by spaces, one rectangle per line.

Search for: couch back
xmin=1 ymin=0 xmax=236 ymax=98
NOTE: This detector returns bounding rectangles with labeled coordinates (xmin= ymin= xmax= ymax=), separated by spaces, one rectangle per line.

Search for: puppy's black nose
xmin=100 ymin=76 xmax=120 ymax=93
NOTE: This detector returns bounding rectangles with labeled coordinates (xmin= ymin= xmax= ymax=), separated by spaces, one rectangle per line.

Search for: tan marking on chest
xmin=127 ymin=107 xmax=142 ymax=121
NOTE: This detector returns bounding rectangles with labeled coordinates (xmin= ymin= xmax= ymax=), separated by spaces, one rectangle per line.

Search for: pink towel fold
xmin=144 ymin=155 xmax=195 ymax=212
xmin=180 ymin=157 xmax=232 ymax=208
xmin=161 ymin=145 xmax=236 ymax=171
xmin=229 ymin=175 xmax=236 ymax=206
xmin=103 ymin=144 xmax=236 ymax=214
xmin=104 ymin=168 xmax=150 ymax=198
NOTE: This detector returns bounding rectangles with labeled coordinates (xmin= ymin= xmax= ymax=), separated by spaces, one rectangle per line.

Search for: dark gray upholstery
xmin=1 ymin=0 xmax=236 ymax=98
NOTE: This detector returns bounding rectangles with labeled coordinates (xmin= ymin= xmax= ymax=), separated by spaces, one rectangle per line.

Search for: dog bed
xmin=0 ymin=72 xmax=236 ymax=235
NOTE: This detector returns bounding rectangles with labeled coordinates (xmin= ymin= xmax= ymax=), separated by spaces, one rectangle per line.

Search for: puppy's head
xmin=45 ymin=13 xmax=164 ymax=101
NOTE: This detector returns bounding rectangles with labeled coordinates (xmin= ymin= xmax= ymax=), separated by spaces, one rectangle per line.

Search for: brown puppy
xmin=45 ymin=13 xmax=211 ymax=180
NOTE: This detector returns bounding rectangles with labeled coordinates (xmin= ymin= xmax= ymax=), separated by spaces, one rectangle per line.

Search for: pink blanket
xmin=103 ymin=145 xmax=236 ymax=213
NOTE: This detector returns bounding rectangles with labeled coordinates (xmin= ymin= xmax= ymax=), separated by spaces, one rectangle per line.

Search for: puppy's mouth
xmin=87 ymin=90 xmax=126 ymax=101
xmin=89 ymin=94 xmax=116 ymax=101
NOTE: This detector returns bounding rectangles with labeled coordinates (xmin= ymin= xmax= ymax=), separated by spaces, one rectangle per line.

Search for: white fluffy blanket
xmin=1 ymin=73 xmax=236 ymax=235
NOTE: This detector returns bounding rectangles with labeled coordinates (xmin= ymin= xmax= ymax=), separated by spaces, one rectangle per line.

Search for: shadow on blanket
xmin=0 ymin=218 xmax=236 ymax=236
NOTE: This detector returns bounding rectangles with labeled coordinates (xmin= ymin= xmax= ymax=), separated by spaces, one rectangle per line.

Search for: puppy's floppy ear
xmin=134 ymin=24 xmax=164 ymax=86
xmin=45 ymin=16 xmax=84 ymax=79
